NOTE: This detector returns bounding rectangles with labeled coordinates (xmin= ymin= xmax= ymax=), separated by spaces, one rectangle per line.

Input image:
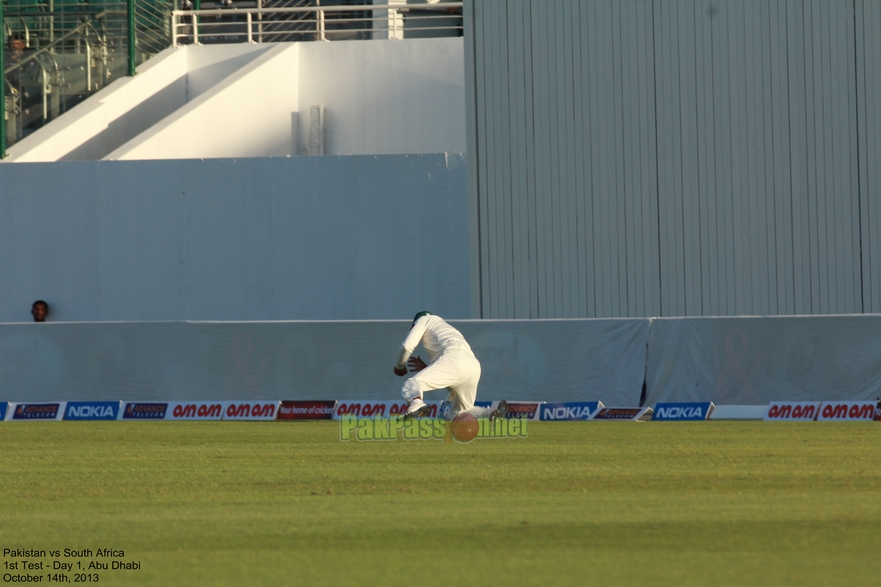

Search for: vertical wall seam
xmin=652 ymin=1 xmax=664 ymax=317
xmin=853 ymin=0 xmax=865 ymax=313
xmin=471 ymin=0 xmax=484 ymax=318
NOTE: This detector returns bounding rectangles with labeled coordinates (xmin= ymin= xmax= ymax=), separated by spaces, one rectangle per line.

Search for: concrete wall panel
xmin=0 ymin=154 xmax=469 ymax=322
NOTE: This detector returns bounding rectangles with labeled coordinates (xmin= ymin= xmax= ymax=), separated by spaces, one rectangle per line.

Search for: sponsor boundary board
xmin=652 ymin=402 xmax=714 ymax=421
xmin=9 ymin=402 xmax=61 ymax=421
xmin=8 ymin=402 xmax=66 ymax=421
xmin=497 ymin=401 xmax=545 ymax=421
xmin=225 ymin=401 xmax=281 ymax=421
xmin=277 ymin=401 xmax=335 ymax=421
xmin=165 ymin=401 xmax=228 ymax=421
xmin=593 ymin=407 xmax=653 ymax=421
xmin=333 ymin=401 xmax=442 ymax=420
xmin=65 ymin=401 xmax=122 ymax=421
xmin=764 ymin=401 xmax=821 ymax=421
xmin=477 ymin=401 xmax=545 ymax=421
xmin=816 ymin=401 xmax=876 ymax=421
xmin=0 ymin=402 xmax=6 ymax=421
xmin=708 ymin=405 xmax=766 ymax=420
xmin=121 ymin=402 xmax=169 ymax=420
xmin=539 ymin=402 xmax=602 ymax=421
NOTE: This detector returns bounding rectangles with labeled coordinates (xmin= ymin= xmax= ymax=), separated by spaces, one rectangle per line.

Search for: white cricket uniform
xmin=395 ymin=315 xmax=487 ymax=419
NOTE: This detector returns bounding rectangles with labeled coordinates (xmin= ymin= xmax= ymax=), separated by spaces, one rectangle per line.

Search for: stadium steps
xmin=2 ymin=42 xmax=274 ymax=161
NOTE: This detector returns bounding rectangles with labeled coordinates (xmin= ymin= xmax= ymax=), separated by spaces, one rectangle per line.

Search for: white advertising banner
xmin=165 ymin=401 xmax=229 ymax=421
xmin=333 ymin=401 xmax=443 ymax=421
xmin=816 ymin=401 xmax=877 ymax=422
xmin=764 ymin=402 xmax=821 ymax=422
xmin=708 ymin=405 xmax=767 ymax=420
xmin=223 ymin=401 xmax=281 ymax=421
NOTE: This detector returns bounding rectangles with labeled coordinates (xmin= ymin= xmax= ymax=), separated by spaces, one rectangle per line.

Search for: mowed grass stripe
xmin=1 ymin=421 xmax=879 ymax=586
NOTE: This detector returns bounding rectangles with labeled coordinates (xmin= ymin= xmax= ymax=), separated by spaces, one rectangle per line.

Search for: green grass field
xmin=1 ymin=421 xmax=880 ymax=586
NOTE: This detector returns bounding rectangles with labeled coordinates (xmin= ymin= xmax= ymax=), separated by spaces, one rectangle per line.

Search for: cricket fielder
xmin=394 ymin=311 xmax=508 ymax=420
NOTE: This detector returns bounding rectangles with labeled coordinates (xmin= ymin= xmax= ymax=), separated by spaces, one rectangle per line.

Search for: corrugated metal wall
xmin=467 ymin=0 xmax=881 ymax=318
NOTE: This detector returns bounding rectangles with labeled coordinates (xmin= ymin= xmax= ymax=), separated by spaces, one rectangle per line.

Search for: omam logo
xmin=169 ymin=403 xmax=224 ymax=420
xmin=225 ymin=402 xmax=278 ymax=420
xmin=337 ymin=402 xmax=388 ymax=418
xmin=817 ymin=401 xmax=876 ymax=421
xmin=765 ymin=402 xmax=820 ymax=421
xmin=333 ymin=402 xmax=439 ymax=420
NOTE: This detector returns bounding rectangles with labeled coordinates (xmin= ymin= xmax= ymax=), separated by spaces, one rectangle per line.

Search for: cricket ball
xmin=450 ymin=412 xmax=479 ymax=443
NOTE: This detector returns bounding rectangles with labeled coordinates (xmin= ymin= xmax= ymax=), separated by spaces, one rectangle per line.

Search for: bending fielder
xmin=394 ymin=311 xmax=508 ymax=420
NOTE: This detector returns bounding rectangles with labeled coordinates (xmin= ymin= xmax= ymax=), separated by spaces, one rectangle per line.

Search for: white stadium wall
xmin=4 ymin=44 xmax=273 ymax=162
xmin=296 ymin=38 xmax=466 ymax=157
xmin=467 ymin=0 xmax=881 ymax=318
xmin=0 ymin=154 xmax=470 ymax=322
xmin=3 ymin=38 xmax=465 ymax=162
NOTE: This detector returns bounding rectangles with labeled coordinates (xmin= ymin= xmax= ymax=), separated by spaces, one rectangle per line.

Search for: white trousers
xmin=401 ymin=349 xmax=488 ymax=419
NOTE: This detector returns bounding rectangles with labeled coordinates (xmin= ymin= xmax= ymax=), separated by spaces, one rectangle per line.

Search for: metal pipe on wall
xmin=127 ymin=0 xmax=135 ymax=76
xmin=1 ymin=0 xmax=6 ymax=159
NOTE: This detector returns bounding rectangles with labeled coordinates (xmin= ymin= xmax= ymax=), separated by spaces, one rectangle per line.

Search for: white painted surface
xmin=3 ymin=38 xmax=465 ymax=162
xmin=295 ymin=39 xmax=466 ymax=156
xmin=3 ymin=44 xmax=271 ymax=162
xmin=0 ymin=154 xmax=469 ymax=322
xmin=708 ymin=406 xmax=767 ymax=420
xmin=108 ymin=44 xmax=300 ymax=160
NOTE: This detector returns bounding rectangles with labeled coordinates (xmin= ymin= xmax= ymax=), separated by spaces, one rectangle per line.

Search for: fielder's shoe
xmin=403 ymin=397 xmax=432 ymax=420
xmin=489 ymin=400 xmax=509 ymax=422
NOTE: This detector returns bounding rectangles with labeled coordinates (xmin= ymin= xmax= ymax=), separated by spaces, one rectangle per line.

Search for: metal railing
xmin=2 ymin=0 xmax=175 ymax=157
xmin=171 ymin=2 xmax=463 ymax=46
xmin=2 ymin=1 xmax=463 ymax=157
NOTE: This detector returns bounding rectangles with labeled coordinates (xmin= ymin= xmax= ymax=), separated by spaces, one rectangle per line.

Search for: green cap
xmin=411 ymin=311 xmax=431 ymax=326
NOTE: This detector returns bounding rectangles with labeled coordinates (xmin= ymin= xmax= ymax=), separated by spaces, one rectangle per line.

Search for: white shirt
xmin=397 ymin=315 xmax=473 ymax=366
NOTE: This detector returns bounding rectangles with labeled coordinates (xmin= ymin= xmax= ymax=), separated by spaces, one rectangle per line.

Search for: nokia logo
xmin=540 ymin=402 xmax=601 ymax=421
xmin=66 ymin=403 xmax=119 ymax=420
xmin=652 ymin=403 xmax=713 ymax=421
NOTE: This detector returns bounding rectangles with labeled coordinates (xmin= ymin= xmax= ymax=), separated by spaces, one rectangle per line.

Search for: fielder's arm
xmin=394 ymin=346 xmax=412 ymax=376
xmin=394 ymin=315 xmax=430 ymax=376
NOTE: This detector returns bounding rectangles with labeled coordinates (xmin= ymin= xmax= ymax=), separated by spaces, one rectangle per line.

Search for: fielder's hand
xmin=407 ymin=355 xmax=427 ymax=372
xmin=394 ymin=365 xmax=408 ymax=377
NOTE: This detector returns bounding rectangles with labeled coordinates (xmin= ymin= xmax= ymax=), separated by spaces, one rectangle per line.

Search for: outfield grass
xmin=1 ymin=421 xmax=880 ymax=586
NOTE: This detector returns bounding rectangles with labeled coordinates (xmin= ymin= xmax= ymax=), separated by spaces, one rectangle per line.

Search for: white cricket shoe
xmin=489 ymin=400 xmax=509 ymax=422
xmin=403 ymin=397 xmax=431 ymax=420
